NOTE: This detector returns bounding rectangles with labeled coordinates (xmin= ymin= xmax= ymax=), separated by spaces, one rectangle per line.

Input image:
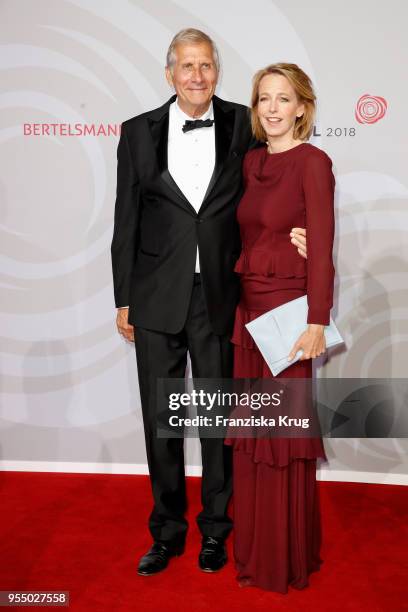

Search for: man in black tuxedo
xmin=111 ymin=28 xmax=307 ymax=576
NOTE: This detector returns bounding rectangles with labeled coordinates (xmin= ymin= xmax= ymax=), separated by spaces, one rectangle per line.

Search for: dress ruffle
xmin=234 ymin=248 xmax=306 ymax=278
xmin=228 ymin=291 xmax=327 ymax=467
xmin=224 ymin=436 xmax=327 ymax=468
xmin=230 ymin=303 xmax=258 ymax=348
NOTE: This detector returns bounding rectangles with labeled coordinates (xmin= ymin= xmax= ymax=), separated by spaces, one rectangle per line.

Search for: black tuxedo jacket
xmin=111 ymin=94 xmax=254 ymax=335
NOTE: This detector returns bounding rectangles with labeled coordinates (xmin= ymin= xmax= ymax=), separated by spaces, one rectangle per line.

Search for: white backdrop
xmin=1 ymin=0 xmax=407 ymax=484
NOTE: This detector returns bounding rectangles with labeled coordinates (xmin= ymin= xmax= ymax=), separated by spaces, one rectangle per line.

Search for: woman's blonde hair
xmin=250 ymin=63 xmax=316 ymax=141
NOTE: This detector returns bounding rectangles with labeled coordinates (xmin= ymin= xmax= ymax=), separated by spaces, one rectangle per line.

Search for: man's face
xmin=165 ymin=42 xmax=218 ymax=117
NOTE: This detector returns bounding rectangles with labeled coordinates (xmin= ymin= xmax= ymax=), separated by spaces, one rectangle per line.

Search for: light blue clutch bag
xmin=245 ymin=295 xmax=344 ymax=376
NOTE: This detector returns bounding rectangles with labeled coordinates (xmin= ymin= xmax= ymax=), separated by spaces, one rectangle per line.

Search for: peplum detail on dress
xmin=234 ymin=248 xmax=307 ymax=279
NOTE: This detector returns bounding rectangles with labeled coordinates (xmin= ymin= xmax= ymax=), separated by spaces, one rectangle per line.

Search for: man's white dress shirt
xmin=168 ymin=99 xmax=216 ymax=273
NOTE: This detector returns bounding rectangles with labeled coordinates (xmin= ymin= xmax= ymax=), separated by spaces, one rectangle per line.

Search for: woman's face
xmin=257 ymin=73 xmax=305 ymax=140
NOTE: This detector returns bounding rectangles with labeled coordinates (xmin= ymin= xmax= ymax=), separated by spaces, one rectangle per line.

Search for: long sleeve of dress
xmin=302 ymin=151 xmax=335 ymax=325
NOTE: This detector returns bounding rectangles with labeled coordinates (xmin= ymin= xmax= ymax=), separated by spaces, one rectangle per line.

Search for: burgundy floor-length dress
xmin=225 ymin=142 xmax=335 ymax=593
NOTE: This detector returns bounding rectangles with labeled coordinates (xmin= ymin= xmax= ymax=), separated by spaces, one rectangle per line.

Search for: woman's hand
xmin=288 ymin=324 xmax=326 ymax=362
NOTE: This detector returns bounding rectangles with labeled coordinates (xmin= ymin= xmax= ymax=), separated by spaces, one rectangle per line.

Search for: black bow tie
xmin=182 ymin=118 xmax=214 ymax=133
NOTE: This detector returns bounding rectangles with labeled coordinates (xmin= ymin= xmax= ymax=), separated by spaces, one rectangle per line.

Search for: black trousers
xmin=135 ymin=274 xmax=233 ymax=551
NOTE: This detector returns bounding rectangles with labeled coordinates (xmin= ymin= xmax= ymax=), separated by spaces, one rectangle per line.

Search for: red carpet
xmin=0 ymin=472 xmax=406 ymax=611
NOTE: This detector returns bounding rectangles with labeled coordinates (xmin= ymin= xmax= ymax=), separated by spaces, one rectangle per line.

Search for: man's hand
xmin=116 ymin=307 xmax=135 ymax=342
xmin=290 ymin=227 xmax=307 ymax=259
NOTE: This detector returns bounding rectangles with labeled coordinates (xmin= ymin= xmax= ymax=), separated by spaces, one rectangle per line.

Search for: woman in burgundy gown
xmin=225 ymin=63 xmax=335 ymax=593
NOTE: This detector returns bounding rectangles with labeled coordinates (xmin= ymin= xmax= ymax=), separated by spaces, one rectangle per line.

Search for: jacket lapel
xmin=147 ymin=95 xmax=235 ymax=215
xmin=200 ymin=96 xmax=235 ymax=210
xmin=147 ymin=96 xmax=196 ymax=215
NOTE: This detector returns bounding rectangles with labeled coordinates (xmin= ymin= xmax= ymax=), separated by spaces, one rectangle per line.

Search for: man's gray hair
xmin=166 ymin=28 xmax=220 ymax=72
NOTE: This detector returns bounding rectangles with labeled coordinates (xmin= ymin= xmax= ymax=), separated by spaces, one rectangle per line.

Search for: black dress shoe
xmin=137 ymin=542 xmax=183 ymax=576
xmin=198 ymin=536 xmax=227 ymax=572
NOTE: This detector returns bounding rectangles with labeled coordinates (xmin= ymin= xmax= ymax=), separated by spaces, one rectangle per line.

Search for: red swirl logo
xmin=355 ymin=94 xmax=387 ymax=124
